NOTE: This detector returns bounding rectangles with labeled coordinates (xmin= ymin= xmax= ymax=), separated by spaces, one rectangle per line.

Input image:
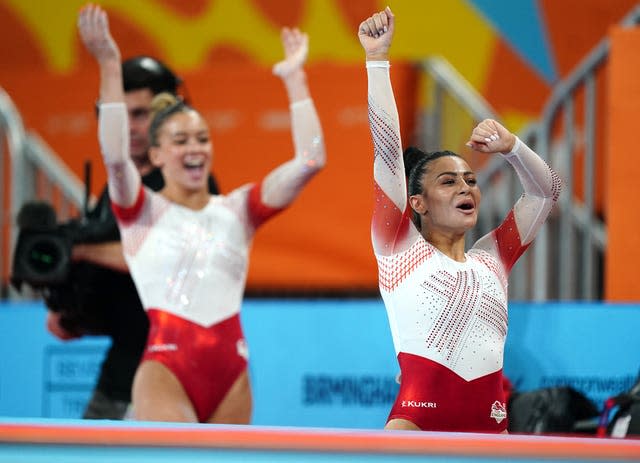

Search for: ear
xmin=149 ymin=146 xmax=163 ymax=168
xmin=409 ymin=194 xmax=427 ymax=216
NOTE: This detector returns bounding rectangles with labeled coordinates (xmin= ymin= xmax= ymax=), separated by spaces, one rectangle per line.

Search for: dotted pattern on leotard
xmin=369 ymin=97 xmax=401 ymax=178
xmin=477 ymin=292 xmax=507 ymax=338
xmin=378 ymin=239 xmax=434 ymax=291
xmin=422 ymin=269 xmax=479 ymax=362
xmin=469 ymin=248 xmax=508 ymax=294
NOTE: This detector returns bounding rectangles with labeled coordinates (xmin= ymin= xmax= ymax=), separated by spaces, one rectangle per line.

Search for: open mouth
xmin=456 ymin=200 xmax=475 ymax=211
xmin=183 ymin=157 xmax=205 ymax=170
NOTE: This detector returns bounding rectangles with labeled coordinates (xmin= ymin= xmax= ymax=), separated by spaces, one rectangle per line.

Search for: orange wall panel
xmin=1 ymin=62 xmax=417 ymax=292
xmin=604 ymin=26 xmax=640 ymax=301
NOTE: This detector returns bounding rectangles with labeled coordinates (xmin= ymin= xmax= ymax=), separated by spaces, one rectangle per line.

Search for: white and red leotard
xmin=366 ymin=61 xmax=561 ymax=432
xmin=98 ymin=98 xmax=324 ymax=422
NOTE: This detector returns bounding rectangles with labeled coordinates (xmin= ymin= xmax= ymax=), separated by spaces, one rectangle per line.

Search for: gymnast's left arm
xmin=260 ymin=27 xmax=326 ymax=209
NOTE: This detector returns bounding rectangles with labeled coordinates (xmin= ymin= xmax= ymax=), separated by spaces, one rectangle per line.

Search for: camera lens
xmin=28 ymin=240 xmax=62 ymax=274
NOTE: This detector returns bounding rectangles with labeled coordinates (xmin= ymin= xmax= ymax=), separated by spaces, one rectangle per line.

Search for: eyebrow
xmin=169 ymin=130 xmax=209 ymax=137
xmin=436 ymin=171 xmax=475 ymax=178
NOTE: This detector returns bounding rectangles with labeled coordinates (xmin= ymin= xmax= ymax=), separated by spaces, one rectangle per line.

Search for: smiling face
xmin=409 ymin=155 xmax=481 ymax=236
xmin=149 ymin=109 xmax=212 ymax=193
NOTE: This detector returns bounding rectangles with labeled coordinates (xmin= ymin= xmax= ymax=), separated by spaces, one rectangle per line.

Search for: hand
xmin=466 ymin=119 xmax=516 ymax=155
xmin=358 ymin=6 xmax=395 ymax=60
xmin=272 ymin=27 xmax=308 ymax=78
xmin=46 ymin=311 xmax=81 ymax=341
xmin=77 ymin=3 xmax=120 ymax=64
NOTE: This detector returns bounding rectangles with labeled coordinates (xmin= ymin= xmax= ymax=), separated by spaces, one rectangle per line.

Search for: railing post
xmin=0 ymin=89 xmax=28 ymax=298
xmin=582 ymin=74 xmax=597 ymax=300
xmin=559 ymin=99 xmax=575 ymax=300
xmin=533 ymin=123 xmax=550 ymax=301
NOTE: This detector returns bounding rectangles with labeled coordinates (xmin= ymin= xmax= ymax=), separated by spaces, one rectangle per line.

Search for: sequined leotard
xmin=99 ymin=98 xmax=324 ymax=422
xmin=366 ymin=61 xmax=561 ymax=432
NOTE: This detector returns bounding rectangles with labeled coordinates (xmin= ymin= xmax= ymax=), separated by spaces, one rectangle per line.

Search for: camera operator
xmin=45 ymin=56 xmax=220 ymax=419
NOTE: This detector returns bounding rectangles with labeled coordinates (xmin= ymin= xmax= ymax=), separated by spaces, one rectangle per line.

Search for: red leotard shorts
xmin=388 ymin=352 xmax=507 ymax=433
xmin=142 ymin=309 xmax=248 ymax=422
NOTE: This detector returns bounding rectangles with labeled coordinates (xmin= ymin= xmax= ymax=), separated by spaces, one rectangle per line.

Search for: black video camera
xmin=10 ymin=163 xmax=112 ymax=336
xmin=11 ymin=200 xmax=113 ymax=335
xmin=11 ymin=200 xmax=114 ymax=336
xmin=11 ymin=201 xmax=76 ymax=290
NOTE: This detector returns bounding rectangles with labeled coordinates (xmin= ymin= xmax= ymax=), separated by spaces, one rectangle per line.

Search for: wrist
xmin=365 ymin=49 xmax=389 ymax=61
xmin=500 ymin=134 xmax=517 ymax=155
xmin=366 ymin=52 xmax=389 ymax=61
xmin=283 ymin=70 xmax=309 ymax=101
xmin=282 ymin=68 xmax=306 ymax=85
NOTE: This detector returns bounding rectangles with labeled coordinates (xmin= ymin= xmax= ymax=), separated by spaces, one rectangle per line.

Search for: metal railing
xmin=415 ymin=3 xmax=640 ymax=301
xmin=531 ymin=5 xmax=640 ymax=300
xmin=0 ymin=87 xmax=85 ymax=298
xmin=416 ymin=57 xmax=500 ymax=151
xmin=415 ymin=56 xmax=538 ymax=300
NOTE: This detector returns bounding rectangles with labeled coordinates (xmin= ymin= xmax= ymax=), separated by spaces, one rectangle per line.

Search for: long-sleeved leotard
xmin=98 ymin=99 xmax=324 ymax=422
xmin=367 ymin=61 xmax=561 ymax=432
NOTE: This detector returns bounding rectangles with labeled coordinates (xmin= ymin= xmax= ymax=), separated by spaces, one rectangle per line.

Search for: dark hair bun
xmin=403 ymin=146 xmax=428 ymax=178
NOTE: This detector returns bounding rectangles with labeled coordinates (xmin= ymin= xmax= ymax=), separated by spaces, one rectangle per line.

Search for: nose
xmin=185 ymin=138 xmax=204 ymax=150
xmin=458 ymin=178 xmax=470 ymax=194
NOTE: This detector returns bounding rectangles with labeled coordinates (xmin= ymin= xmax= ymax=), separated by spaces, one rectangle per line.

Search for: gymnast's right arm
xmin=77 ymin=4 xmax=140 ymax=208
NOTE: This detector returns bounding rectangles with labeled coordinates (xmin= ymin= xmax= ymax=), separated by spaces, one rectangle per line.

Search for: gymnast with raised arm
xmin=359 ymin=7 xmax=561 ymax=433
xmin=77 ymin=3 xmax=325 ymax=423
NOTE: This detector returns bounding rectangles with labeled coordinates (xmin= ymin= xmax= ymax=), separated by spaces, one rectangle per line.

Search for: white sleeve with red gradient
xmin=259 ymin=98 xmax=325 ymax=209
xmin=98 ymin=102 xmax=141 ymax=208
xmin=473 ymin=137 xmax=562 ymax=270
xmin=503 ymin=137 xmax=562 ymax=244
xmin=367 ymin=61 xmax=420 ymax=256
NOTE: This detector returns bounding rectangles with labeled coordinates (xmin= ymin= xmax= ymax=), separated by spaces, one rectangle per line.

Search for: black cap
xmin=122 ymin=56 xmax=181 ymax=95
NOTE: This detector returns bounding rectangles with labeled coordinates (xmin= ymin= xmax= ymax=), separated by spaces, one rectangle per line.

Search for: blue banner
xmin=0 ymin=300 xmax=638 ymax=428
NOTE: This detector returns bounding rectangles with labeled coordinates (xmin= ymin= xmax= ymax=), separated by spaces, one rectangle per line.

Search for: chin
xmin=458 ymin=217 xmax=477 ymax=232
xmin=467 ymin=220 xmax=478 ymax=230
xmin=182 ymin=181 xmax=208 ymax=193
xmin=183 ymin=183 xmax=205 ymax=192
